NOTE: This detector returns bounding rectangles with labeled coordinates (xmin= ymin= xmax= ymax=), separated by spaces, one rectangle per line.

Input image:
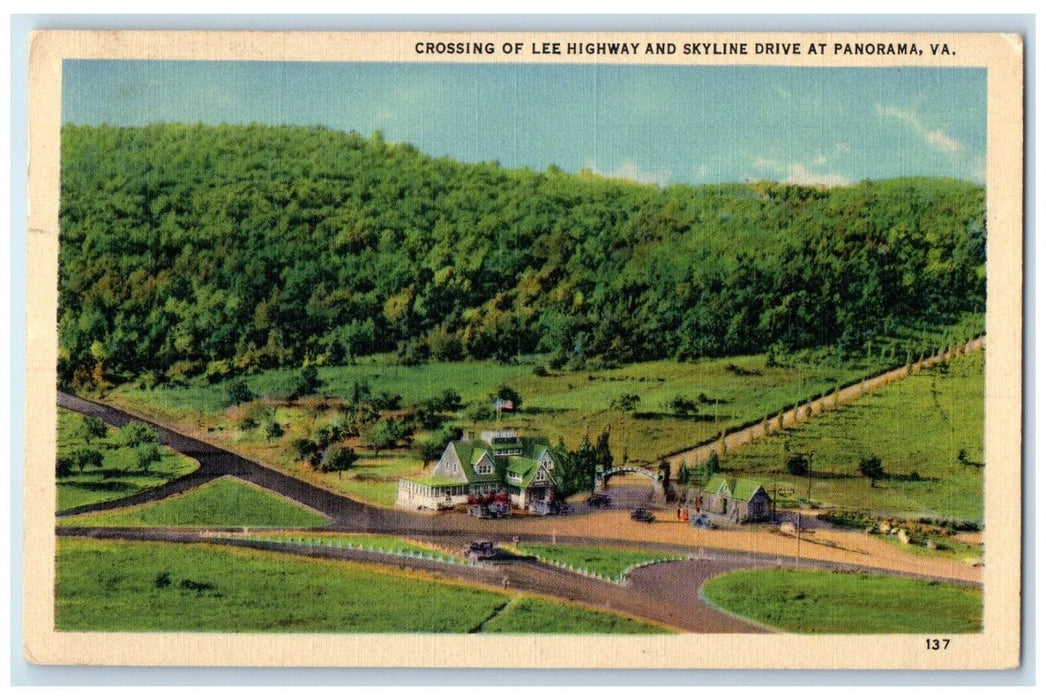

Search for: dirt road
xmin=57 ymin=391 xmax=982 ymax=586
xmin=655 ymin=336 xmax=985 ymax=476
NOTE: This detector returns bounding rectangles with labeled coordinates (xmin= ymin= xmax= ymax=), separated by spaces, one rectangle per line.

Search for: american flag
xmin=494 ymin=398 xmax=514 ymax=411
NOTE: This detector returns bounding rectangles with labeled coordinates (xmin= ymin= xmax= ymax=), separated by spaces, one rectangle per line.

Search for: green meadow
xmin=59 ymin=476 xmax=328 ymax=528
xmin=57 ymin=408 xmax=199 ymax=511
xmin=98 ymin=315 xmax=983 ymax=511
xmin=482 ymin=596 xmax=665 ymax=634
xmin=55 ymin=538 xmax=668 ymax=634
xmin=715 ymin=350 xmax=985 ymax=521
xmin=702 ymin=569 xmax=982 ymax=633
xmin=107 ymin=353 xmax=875 ymax=508
xmin=517 ymin=544 xmax=686 ymax=580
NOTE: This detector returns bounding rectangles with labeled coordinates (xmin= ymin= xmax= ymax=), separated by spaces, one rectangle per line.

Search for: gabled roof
xmin=704 ymin=474 xmax=766 ymax=502
xmin=450 ymin=441 xmax=500 ymax=483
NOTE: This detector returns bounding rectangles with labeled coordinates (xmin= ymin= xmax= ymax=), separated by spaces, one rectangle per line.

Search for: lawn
xmin=482 ymin=596 xmax=666 ymax=634
xmin=59 ymin=476 xmax=328 ymax=528
xmin=701 ymin=568 xmax=982 ymax=633
xmin=715 ymin=349 xmax=985 ymax=521
xmin=517 ymin=544 xmax=687 ymax=581
xmin=55 ymin=538 xmax=670 ymax=633
xmin=57 ymin=408 xmax=199 ymax=511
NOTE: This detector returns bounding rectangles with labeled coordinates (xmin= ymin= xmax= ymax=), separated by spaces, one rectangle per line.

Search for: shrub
xmin=786 ymin=453 xmax=810 ymax=477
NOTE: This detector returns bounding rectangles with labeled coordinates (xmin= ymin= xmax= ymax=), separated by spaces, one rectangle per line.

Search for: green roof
xmin=705 ymin=474 xmax=766 ymax=502
xmin=444 ymin=436 xmax=556 ymax=487
xmin=407 ymin=476 xmax=466 ymax=488
xmin=450 ymin=441 xmax=500 ymax=483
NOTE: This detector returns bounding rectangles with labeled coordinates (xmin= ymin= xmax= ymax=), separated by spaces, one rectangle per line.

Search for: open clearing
xmin=701 ymin=568 xmax=982 ymax=633
xmin=712 ymin=350 xmax=984 ymax=521
xmin=59 ymin=476 xmax=328 ymax=528
xmin=55 ymin=538 xmax=668 ymax=634
xmin=57 ymin=408 xmax=199 ymax=511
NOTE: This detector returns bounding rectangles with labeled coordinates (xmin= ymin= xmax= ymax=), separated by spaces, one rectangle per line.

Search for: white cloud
xmin=925 ymin=129 xmax=963 ymax=153
xmin=785 ymin=164 xmax=850 ymax=187
xmin=875 ymin=103 xmax=965 ymax=153
xmin=749 ymin=157 xmax=850 ymax=187
xmin=584 ymin=159 xmax=673 ymax=186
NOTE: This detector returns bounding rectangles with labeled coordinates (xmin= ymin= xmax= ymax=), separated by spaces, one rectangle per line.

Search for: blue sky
xmin=62 ymin=60 xmax=986 ymax=186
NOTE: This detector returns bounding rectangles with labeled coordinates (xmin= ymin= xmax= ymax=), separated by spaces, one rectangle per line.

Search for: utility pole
xmin=807 ymin=452 xmax=813 ymax=503
xmin=795 ymin=512 xmax=801 ymax=566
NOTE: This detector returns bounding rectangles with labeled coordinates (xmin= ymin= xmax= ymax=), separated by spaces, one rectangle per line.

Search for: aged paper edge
xmin=23 ymin=30 xmax=1024 ymax=670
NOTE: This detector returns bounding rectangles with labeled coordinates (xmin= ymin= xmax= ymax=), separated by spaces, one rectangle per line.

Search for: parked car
xmin=690 ymin=513 xmax=716 ymax=529
xmin=630 ymin=508 xmax=656 ymax=523
xmin=465 ymin=541 xmax=497 ymax=560
xmin=529 ymin=501 xmax=552 ymax=516
xmin=550 ymin=500 xmax=572 ymax=515
xmin=587 ymin=494 xmax=612 ymax=508
xmin=487 ymin=502 xmax=511 ymax=518
xmin=467 ymin=505 xmax=491 ymax=519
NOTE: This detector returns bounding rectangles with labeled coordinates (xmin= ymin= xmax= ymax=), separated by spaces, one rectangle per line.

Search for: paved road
xmin=56 ymin=392 xmax=979 ymax=633
xmin=55 ymin=525 xmax=764 ymax=633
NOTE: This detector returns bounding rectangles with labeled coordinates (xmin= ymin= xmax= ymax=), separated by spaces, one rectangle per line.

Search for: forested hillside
xmin=58 ymin=123 xmax=986 ymax=388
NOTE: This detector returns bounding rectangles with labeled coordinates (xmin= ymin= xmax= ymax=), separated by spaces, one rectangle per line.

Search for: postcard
xmin=23 ymin=29 xmax=1023 ymax=669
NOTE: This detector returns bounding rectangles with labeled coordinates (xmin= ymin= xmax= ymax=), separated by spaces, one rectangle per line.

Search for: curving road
xmin=57 ymin=391 xmax=979 ymax=633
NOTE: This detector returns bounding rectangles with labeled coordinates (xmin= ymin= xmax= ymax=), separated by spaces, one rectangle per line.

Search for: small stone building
xmin=700 ymin=474 xmax=771 ymax=523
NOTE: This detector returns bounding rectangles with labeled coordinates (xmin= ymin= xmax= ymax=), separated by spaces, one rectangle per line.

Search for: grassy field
xmin=517 ymin=544 xmax=686 ymax=580
xmin=55 ymin=538 xmax=669 ymax=633
xmin=59 ymin=477 xmax=328 ymax=528
xmin=482 ymin=596 xmax=665 ymax=634
xmin=57 ymin=408 xmax=199 ymax=511
xmin=100 ymin=316 xmax=983 ymax=510
xmin=106 ymin=353 xmax=874 ymax=509
xmin=715 ymin=349 xmax=985 ymax=521
xmin=701 ymin=569 xmax=982 ymax=633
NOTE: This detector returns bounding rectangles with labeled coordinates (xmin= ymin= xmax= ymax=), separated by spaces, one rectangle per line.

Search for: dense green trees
xmin=58 ymin=124 xmax=986 ymax=388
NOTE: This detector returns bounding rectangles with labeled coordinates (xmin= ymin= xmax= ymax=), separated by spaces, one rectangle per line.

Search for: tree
xmin=227 ymin=379 xmax=256 ymax=406
xmin=859 ymin=455 xmax=884 ymax=486
xmin=678 ymin=461 xmax=691 ymax=485
xmin=667 ymin=395 xmax=697 ymax=417
xmin=704 ymin=451 xmax=720 ymax=482
xmin=416 ymin=435 xmax=447 ymax=465
xmin=364 ymin=419 xmax=398 ymax=454
xmin=265 ymin=421 xmax=285 ymax=444
xmin=594 ymin=428 xmax=614 ymax=473
xmin=289 ymin=366 xmax=322 ymax=400
xmin=56 ymin=455 xmax=74 ymax=478
xmin=320 ymin=445 xmax=358 ymax=473
xmin=436 ymin=388 xmax=463 ymax=412
xmin=135 ymin=442 xmax=162 ymax=473
xmin=291 ymin=438 xmax=318 ymax=463
xmin=77 ymin=416 xmax=108 ymax=445
xmin=611 ymin=393 xmax=640 ymax=412
xmin=72 ymin=448 xmax=104 ymax=474
xmin=786 ymin=453 xmax=810 ymax=477
xmin=119 ymin=421 xmax=158 ymax=448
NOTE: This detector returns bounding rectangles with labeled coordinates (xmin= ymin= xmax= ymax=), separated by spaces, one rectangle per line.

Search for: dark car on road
xmin=465 ymin=541 xmax=497 ymax=560
xmin=587 ymin=494 xmax=612 ymax=508
xmin=630 ymin=508 xmax=656 ymax=523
